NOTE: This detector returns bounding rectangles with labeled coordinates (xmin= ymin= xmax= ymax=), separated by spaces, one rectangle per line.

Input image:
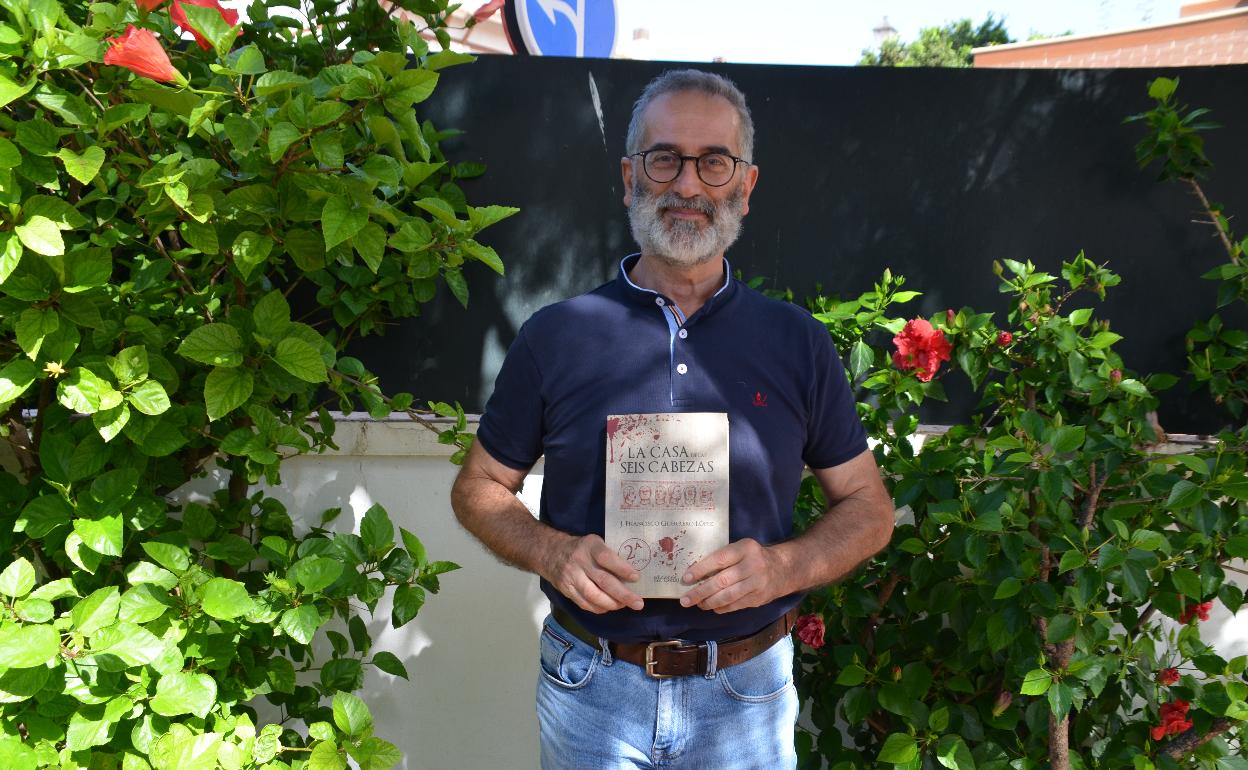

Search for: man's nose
xmin=669 ymin=158 xmax=704 ymax=197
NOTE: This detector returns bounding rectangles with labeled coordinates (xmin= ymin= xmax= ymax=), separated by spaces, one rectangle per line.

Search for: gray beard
xmin=627 ymin=179 xmax=745 ymax=268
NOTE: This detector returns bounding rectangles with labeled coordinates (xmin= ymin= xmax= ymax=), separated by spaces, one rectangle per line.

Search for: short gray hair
xmin=625 ymin=69 xmax=754 ymax=162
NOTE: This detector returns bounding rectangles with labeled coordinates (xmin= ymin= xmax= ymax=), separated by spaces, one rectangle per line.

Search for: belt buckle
xmin=644 ymin=640 xmax=682 ymax=679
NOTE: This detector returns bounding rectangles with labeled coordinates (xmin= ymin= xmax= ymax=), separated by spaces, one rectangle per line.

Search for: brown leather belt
xmin=551 ymin=606 xmax=799 ymax=679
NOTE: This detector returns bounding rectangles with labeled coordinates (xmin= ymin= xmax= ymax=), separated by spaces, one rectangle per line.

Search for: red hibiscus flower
xmin=137 ymin=0 xmax=167 ymax=9
xmin=103 ymin=26 xmax=183 ymax=84
xmin=1178 ymin=599 xmax=1213 ymax=624
xmin=997 ymin=331 xmax=1013 ymax=345
xmin=1157 ymin=667 xmax=1180 ymax=686
xmin=1151 ymin=699 xmax=1192 ymax=741
xmin=171 ymin=0 xmax=241 ymax=51
xmin=794 ymin=614 xmax=825 ymax=649
xmin=892 ymin=318 xmax=952 ymax=382
xmin=473 ymin=0 xmax=506 ymax=22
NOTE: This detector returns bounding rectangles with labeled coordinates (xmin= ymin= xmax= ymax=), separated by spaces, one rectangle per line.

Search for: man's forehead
xmin=637 ymin=91 xmax=742 ymax=152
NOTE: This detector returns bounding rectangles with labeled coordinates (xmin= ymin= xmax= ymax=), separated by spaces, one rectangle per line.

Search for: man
xmin=451 ymin=69 xmax=894 ymax=769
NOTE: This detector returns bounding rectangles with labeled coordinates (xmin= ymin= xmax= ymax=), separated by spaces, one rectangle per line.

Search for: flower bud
xmin=891 ymin=666 xmax=902 ymax=681
xmin=992 ymin=690 xmax=1013 ymax=717
xmin=1110 ymin=369 xmax=1122 ymax=385
xmin=946 ymin=309 xmax=956 ymax=327
xmin=997 ymin=331 xmax=1013 ymax=346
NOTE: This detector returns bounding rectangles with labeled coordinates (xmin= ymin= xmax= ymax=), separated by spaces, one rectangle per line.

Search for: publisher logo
xmin=752 ymin=391 xmax=768 ymax=407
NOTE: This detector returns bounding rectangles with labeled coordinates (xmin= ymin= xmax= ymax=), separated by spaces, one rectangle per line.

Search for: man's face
xmin=622 ymin=91 xmax=759 ymax=268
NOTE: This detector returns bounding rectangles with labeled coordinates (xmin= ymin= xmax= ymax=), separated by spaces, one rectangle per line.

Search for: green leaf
xmin=401 ymin=528 xmax=427 ymax=569
xmin=31 ymin=577 xmax=78 ymax=601
xmin=273 ymin=338 xmax=327 ymax=383
xmin=15 ymin=216 xmax=63 ymax=257
xmin=834 ymin=663 xmax=867 ymax=686
xmin=322 ymin=196 xmax=367 ymax=250
xmin=151 ymin=671 xmax=217 ymax=718
xmin=93 ymin=404 xmax=130 ymax=443
xmin=1058 ymin=550 xmax=1086 ymax=574
xmin=204 ymin=366 xmax=254 ymax=421
xmin=0 ymin=557 xmax=35 ymax=598
xmin=361 ymin=503 xmax=394 ymax=551
xmin=254 ymin=70 xmax=308 ymax=97
xmin=1051 ymin=425 xmax=1085 ymax=453
xmin=1047 ymin=680 xmax=1074 ymax=719
xmin=1046 ymin=614 xmax=1077 ymax=643
xmin=15 ymin=307 xmax=57 ymax=359
xmin=849 ymin=340 xmax=873 ymax=379
xmin=1020 ymin=668 xmax=1052 ymax=695
xmin=0 ymin=137 xmax=18 ymax=168
xmin=332 ymin=691 xmax=372 ymax=737
xmin=128 ymin=380 xmax=171 ymax=416
xmin=993 ymin=577 xmax=1022 ymax=600
xmin=0 ymin=72 xmax=34 ymax=110
xmin=254 ymin=290 xmax=291 ymax=335
xmin=391 ymin=584 xmax=425 ymax=627
xmin=57 ymin=145 xmax=105 ymax=184
xmin=231 ymin=230 xmax=274 ymax=280
xmin=371 ymin=651 xmax=408 ymax=679
xmin=0 ymin=358 xmax=36 ymax=405
xmin=179 ymin=2 xmax=239 ymax=56
xmin=308 ymin=741 xmax=345 ymax=770
xmin=177 ymin=324 xmax=243 ymax=367
xmin=267 ymin=121 xmax=301 ymax=162
xmin=200 ymin=578 xmax=252 ymax=619
xmin=0 ymin=736 xmax=37 ymax=770
xmin=353 ymin=221 xmax=386 ymax=273
xmin=72 ymin=586 xmax=120 ymax=635
xmin=141 ymin=541 xmax=190 ymax=574
xmin=1148 ymin=77 xmax=1177 ymax=100
xmin=1089 ymin=331 xmax=1122 ymax=349
xmin=91 ymin=621 xmax=164 ymax=667
xmin=1167 ymin=479 xmax=1204 ymax=509
xmin=1172 ymin=567 xmax=1203 ymax=599
xmin=289 ymin=556 xmax=343 ymax=594
xmin=415 ymin=197 xmax=458 ymax=227
xmin=444 ymin=267 xmax=469 ymax=308
xmin=160 ymin=731 xmax=222 ymax=770
xmin=1118 ymin=378 xmax=1149 ymax=397
xmin=935 ymin=735 xmax=975 ymax=770
xmin=73 ymin=513 xmax=123 ymax=556
xmin=223 ymin=114 xmax=261 ymax=152
xmin=280 ymin=604 xmax=322 ymax=644
xmin=877 ymin=733 xmax=918 ymax=764
xmin=311 ymin=131 xmax=344 ymax=168
xmin=0 ymin=624 xmax=59 ymax=668
xmin=463 ymin=240 xmax=504 ymax=276
xmin=0 ymin=233 xmax=22 ymax=283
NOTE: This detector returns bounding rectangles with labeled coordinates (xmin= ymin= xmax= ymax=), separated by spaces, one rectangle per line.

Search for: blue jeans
xmin=536 ymin=614 xmax=798 ymax=770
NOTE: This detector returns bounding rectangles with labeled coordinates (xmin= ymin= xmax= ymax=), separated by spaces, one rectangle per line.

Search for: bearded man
xmin=451 ymin=69 xmax=894 ymax=769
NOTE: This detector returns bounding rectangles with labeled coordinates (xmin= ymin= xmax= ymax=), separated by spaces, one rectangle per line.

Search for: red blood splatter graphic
xmin=658 ymin=537 xmax=675 ymax=555
xmin=606 ymin=417 xmax=620 ymax=462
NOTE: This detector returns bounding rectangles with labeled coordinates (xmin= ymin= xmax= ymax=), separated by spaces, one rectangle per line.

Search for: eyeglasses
xmin=629 ymin=149 xmax=749 ymax=187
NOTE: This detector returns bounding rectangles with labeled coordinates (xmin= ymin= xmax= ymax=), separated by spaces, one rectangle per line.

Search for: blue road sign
xmin=514 ymin=0 xmax=617 ymax=58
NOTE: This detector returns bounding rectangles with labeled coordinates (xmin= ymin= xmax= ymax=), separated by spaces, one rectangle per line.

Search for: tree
xmin=859 ymin=15 xmax=1013 ymax=68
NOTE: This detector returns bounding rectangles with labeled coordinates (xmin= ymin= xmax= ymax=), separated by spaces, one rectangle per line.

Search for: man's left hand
xmin=678 ymin=538 xmax=791 ymax=613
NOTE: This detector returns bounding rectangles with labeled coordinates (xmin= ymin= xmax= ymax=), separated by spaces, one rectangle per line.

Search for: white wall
xmin=257 ymin=416 xmax=550 ymax=770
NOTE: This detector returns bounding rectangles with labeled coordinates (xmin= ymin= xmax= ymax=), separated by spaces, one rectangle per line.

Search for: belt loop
xmin=703 ymin=640 xmax=718 ymax=679
xmin=597 ymin=637 xmax=614 ymax=666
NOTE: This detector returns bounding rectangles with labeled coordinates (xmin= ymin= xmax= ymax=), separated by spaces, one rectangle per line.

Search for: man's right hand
xmin=542 ymin=534 xmax=645 ymax=614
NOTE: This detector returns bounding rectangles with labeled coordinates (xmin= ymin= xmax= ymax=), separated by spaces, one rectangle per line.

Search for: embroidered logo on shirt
xmin=752 ymin=391 xmax=768 ymax=407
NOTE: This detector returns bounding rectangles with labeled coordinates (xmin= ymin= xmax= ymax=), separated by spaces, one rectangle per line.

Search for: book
xmin=604 ymin=412 xmax=730 ymax=599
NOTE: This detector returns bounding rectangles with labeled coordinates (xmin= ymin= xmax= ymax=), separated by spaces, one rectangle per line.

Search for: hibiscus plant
xmin=790 ymin=79 xmax=1248 ymax=769
xmin=0 ymin=0 xmax=512 ymax=768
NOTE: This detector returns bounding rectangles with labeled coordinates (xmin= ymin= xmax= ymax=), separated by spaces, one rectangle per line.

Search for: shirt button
xmin=678 ymin=329 xmax=688 ymax=339
xmin=676 ymin=363 xmax=688 ymax=375
xmin=655 ymin=297 xmax=665 ymax=306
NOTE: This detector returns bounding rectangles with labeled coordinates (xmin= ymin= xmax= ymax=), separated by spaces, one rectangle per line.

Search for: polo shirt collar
xmin=617 ymin=253 xmax=736 ymax=321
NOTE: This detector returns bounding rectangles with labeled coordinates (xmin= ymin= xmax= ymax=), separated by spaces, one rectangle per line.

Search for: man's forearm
xmin=773 ymin=492 xmax=894 ymax=594
xmin=450 ymin=475 xmax=571 ymax=581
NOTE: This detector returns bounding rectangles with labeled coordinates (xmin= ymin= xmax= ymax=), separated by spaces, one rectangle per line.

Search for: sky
xmin=610 ymin=0 xmax=1182 ymax=66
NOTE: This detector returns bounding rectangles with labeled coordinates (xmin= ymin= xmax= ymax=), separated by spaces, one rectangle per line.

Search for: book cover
xmin=604 ymin=412 xmax=730 ymax=599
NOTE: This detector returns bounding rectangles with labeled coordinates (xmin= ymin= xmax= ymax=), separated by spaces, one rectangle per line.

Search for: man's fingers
xmin=590 ymin=541 xmax=642 ymax=582
xmin=571 ymin=574 xmax=626 ymax=614
xmin=680 ymin=564 xmax=746 ymax=608
xmin=588 ymin=567 xmax=644 ymax=611
xmin=682 ymin=541 xmax=747 ymax=584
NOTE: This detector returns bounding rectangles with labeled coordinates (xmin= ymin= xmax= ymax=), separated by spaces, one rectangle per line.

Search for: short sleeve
xmin=476 ymin=326 xmax=545 ymax=470
xmin=802 ymin=328 xmax=869 ymax=469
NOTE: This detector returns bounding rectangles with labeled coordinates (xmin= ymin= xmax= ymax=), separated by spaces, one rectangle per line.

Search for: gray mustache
xmin=656 ymin=194 xmax=715 ymax=217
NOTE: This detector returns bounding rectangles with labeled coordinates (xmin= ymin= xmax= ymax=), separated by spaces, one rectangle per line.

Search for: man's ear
xmin=739 ymin=164 xmax=760 ymax=217
xmin=621 ymin=156 xmax=634 ymax=207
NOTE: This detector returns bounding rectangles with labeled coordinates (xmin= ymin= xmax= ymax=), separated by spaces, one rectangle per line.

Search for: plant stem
xmin=1184 ymin=177 xmax=1239 ymax=265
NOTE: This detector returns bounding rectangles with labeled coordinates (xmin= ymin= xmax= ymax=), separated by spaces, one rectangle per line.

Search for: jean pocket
xmin=539 ymin=623 xmax=599 ymax=690
xmin=718 ymin=635 xmax=794 ymax=703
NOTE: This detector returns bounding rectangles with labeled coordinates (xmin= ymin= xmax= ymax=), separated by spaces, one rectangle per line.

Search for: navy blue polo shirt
xmin=477 ymin=254 xmax=867 ymax=642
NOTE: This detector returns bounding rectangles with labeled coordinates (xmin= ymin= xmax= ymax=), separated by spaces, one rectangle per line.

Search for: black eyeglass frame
xmin=628 ymin=149 xmax=751 ymax=187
